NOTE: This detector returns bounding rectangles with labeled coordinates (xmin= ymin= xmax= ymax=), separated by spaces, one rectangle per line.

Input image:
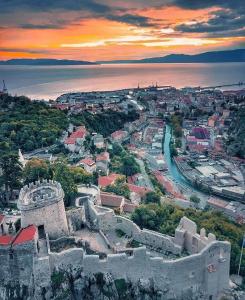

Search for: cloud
xmin=0 ymin=0 xmax=110 ymax=13
xmin=173 ymin=0 xmax=244 ymax=10
xmin=0 ymin=47 xmax=50 ymax=54
xmin=175 ymin=9 xmax=245 ymax=37
xmin=18 ymin=23 xmax=65 ymax=29
xmin=106 ymin=14 xmax=154 ymax=27
xmin=61 ymin=35 xmax=155 ymax=47
xmin=0 ymin=0 xmax=158 ymax=29
xmin=143 ymin=37 xmax=219 ymax=47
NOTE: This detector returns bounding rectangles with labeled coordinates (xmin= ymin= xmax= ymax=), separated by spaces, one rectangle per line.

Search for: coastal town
xmin=0 ymin=83 xmax=245 ymax=299
xmin=17 ymin=84 xmax=245 ymax=221
xmin=1 ymin=83 xmax=245 ymax=219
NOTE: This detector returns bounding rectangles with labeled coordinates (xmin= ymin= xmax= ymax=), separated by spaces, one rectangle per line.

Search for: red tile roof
xmin=53 ymin=104 xmax=69 ymax=110
xmin=96 ymin=152 xmax=110 ymax=162
xmin=123 ymin=202 xmax=137 ymax=213
xmin=13 ymin=225 xmax=37 ymax=246
xmin=70 ymin=129 xmax=86 ymax=139
xmin=0 ymin=235 xmax=13 ymax=246
xmin=98 ymin=173 xmax=121 ymax=187
xmin=111 ymin=130 xmax=127 ymax=139
xmin=64 ymin=137 xmax=76 ymax=145
xmin=65 ymin=126 xmax=87 ymax=144
xmin=126 ymin=184 xmax=151 ymax=197
xmin=80 ymin=158 xmax=95 ymax=166
xmin=100 ymin=192 xmax=124 ymax=207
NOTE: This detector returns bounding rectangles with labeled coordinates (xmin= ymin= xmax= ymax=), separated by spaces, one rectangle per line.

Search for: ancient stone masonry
xmin=18 ymin=180 xmax=69 ymax=239
xmin=0 ymin=181 xmax=231 ymax=300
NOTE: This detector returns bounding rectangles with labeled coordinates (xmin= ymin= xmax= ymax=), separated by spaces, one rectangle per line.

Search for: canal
xmin=163 ymin=124 xmax=208 ymax=207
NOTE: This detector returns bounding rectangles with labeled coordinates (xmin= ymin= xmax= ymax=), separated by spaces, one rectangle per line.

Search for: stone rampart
xmin=18 ymin=180 xmax=64 ymax=210
xmin=18 ymin=180 xmax=69 ymax=239
xmin=81 ymin=240 xmax=230 ymax=300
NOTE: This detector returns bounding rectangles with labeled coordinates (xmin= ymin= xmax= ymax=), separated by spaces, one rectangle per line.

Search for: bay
xmin=0 ymin=62 xmax=244 ymax=100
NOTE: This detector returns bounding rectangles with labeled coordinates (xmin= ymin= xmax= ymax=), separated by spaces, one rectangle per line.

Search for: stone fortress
xmin=0 ymin=180 xmax=231 ymax=300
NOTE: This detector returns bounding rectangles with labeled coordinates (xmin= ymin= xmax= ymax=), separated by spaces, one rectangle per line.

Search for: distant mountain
xmin=0 ymin=59 xmax=97 ymax=65
xmin=98 ymin=49 xmax=245 ymax=64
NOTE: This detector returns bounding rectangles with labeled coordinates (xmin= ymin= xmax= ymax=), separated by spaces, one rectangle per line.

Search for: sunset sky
xmin=0 ymin=0 xmax=244 ymax=61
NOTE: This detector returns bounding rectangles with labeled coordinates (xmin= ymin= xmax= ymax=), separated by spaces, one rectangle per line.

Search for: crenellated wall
xmin=18 ymin=180 xmax=69 ymax=239
xmin=0 ymin=183 xmax=231 ymax=300
xmin=45 ymin=240 xmax=230 ymax=300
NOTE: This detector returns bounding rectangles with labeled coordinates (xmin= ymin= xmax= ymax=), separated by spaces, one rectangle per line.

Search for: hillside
xmin=0 ymin=94 xmax=68 ymax=151
xmin=98 ymin=49 xmax=245 ymax=64
xmin=0 ymin=59 xmax=97 ymax=65
xmin=71 ymin=110 xmax=139 ymax=137
xmin=226 ymin=106 xmax=245 ymax=158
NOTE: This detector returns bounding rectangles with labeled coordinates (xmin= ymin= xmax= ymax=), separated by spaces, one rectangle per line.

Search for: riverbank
xmin=162 ymin=124 xmax=210 ymax=207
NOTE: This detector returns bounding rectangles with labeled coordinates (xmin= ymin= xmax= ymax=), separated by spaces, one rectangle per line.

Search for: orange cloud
xmin=0 ymin=5 xmax=244 ymax=61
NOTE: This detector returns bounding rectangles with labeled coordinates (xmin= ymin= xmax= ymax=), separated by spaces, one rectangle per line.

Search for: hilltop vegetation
xmin=71 ymin=110 xmax=139 ymax=137
xmin=23 ymin=158 xmax=96 ymax=206
xmin=226 ymin=106 xmax=245 ymax=158
xmin=0 ymin=94 xmax=68 ymax=152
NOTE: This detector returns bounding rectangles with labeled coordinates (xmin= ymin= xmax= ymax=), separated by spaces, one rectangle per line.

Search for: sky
xmin=0 ymin=0 xmax=244 ymax=61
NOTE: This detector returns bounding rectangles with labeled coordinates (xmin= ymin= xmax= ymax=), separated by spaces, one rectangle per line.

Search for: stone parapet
xmin=18 ymin=180 xmax=64 ymax=211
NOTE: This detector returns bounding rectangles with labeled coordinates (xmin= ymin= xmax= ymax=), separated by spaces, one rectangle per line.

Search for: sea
xmin=1 ymin=63 xmax=245 ymax=100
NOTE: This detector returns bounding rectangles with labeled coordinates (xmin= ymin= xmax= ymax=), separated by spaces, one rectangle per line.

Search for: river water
xmin=163 ymin=124 xmax=208 ymax=207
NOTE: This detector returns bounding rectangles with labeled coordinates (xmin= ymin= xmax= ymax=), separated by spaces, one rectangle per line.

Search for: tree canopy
xmin=0 ymin=94 xmax=68 ymax=152
xmin=23 ymin=158 xmax=95 ymax=206
xmin=71 ymin=109 xmax=139 ymax=137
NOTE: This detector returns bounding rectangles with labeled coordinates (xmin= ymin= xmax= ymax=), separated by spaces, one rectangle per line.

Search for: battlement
xmin=18 ymin=180 xmax=64 ymax=211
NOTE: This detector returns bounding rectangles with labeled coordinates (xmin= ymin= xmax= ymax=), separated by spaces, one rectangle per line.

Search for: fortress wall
xmin=113 ymin=216 xmax=141 ymax=236
xmin=87 ymin=201 xmax=101 ymax=229
xmin=0 ymin=247 xmax=13 ymax=283
xmin=136 ymin=229 xmax=182 ymax=254
xmin=49 ymin=248 xmax=84 ymax=272
xmin=112 ymin=216 xmax=182 ymax=254
xmin=95 ymin=209 xmax=117 ymax=231
xmin=203 ymin=241 xmax=231 ymax=297
xmin=66 ymin=207 xmax=86 ymax=233
xmin=86 ymin=201 xmax=182 ymax=256
xmin=0 ymin=242 xmax=36 ymax=286
xmin=33 ymin=256 xmax=51 ymax=288
xmin=21 ymin=200 xmax=69 ymax=239
xmin=83 ymin=241 xmax=230 ymax=299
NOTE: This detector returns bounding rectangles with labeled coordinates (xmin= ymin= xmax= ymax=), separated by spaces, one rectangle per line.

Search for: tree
xmin=0 ymin=149 xmax=22 ymax=202
xmin=144 ymin=191 xmax=160 ymax=204
xmin=131 ymin=205 xmax=159 ymax=230
xmin=121 ymin=155 xmax=140 ymax=177
xmin=104 ymin=177 xmax=130 ymax=199
xmin=23 ymin=158 xmax=51 ymax=184
xmin=52 ymin=161 xmax=77 ymax=206
xmin=69 ymin=166 xmax=94 ymax=184
xmin=190 ymin=195 xmax=200 ymax=208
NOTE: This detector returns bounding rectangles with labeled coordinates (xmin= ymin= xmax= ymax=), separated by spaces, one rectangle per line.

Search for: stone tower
xmin=18 ymin=180 xmax=69 ymax=239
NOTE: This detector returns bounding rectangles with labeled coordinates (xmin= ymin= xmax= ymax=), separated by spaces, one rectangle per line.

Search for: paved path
xmin=135 ymin=158 xmax=153 ymax=189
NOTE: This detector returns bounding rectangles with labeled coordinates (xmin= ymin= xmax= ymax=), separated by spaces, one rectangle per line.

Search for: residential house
xmin=98 ymin=173 xmax=121 ymax=188
xmin=79 ymin=158 xmax=96 ymax=174
xmin=110 ymin=130 xmax=128 ymax=143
